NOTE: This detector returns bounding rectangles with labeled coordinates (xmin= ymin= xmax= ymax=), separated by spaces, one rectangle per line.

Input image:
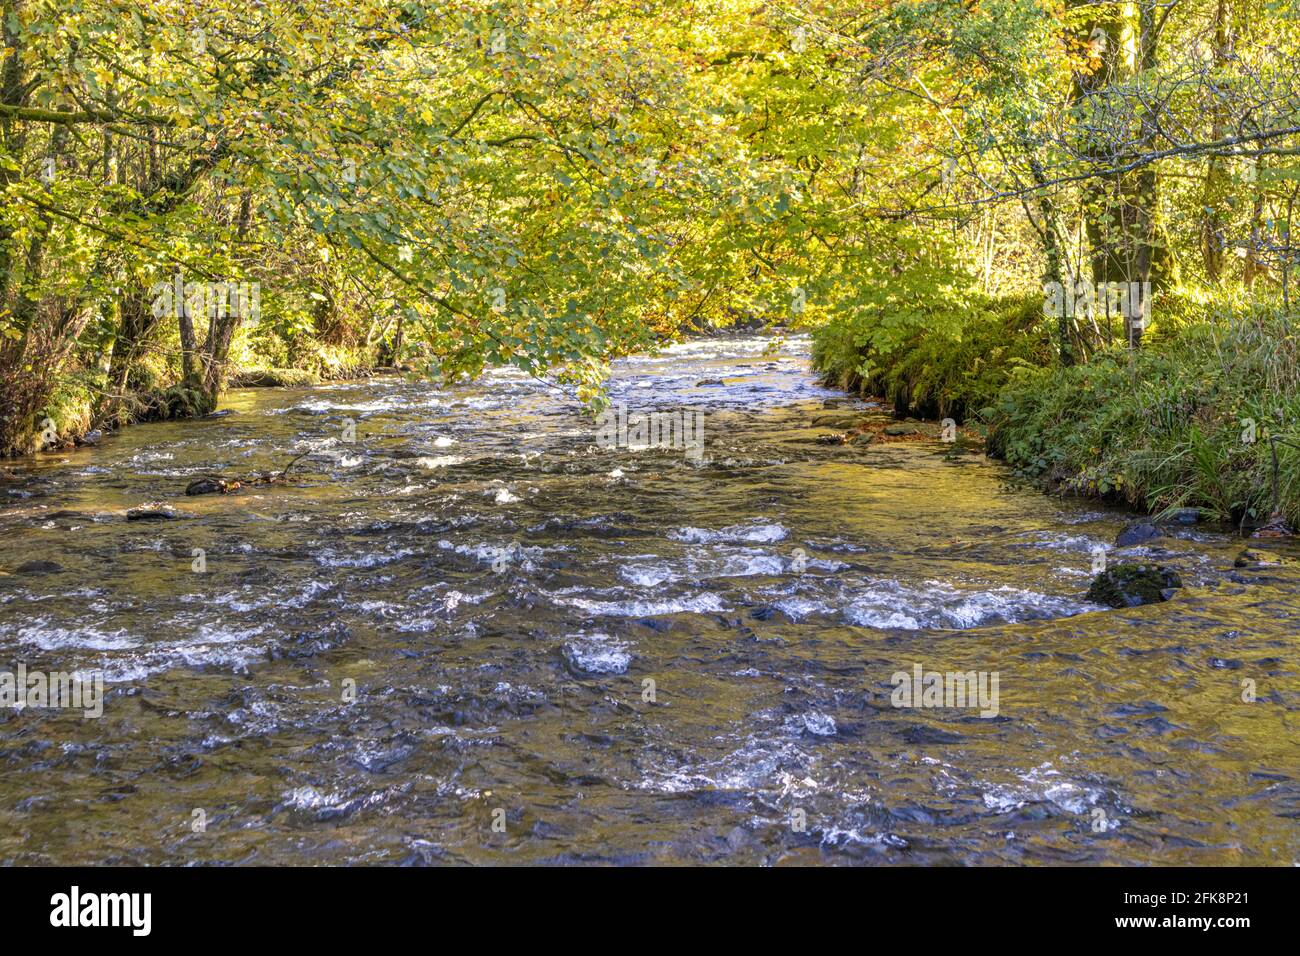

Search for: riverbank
xmin=13 ymin=322 xmax=789 ymax=458
xmin=18 ymin=355 xmax=382 ymax=457
xmin=812 ymin=295 xmax=1300 ymax=532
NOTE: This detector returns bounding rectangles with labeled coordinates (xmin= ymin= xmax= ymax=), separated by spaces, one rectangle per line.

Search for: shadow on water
xmin=0 ymin=334 xmax=1297 ymax=864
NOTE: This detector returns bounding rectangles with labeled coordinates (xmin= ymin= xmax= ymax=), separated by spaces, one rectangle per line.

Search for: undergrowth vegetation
xmin=814 ymin=292 xmax=1300 ymax=527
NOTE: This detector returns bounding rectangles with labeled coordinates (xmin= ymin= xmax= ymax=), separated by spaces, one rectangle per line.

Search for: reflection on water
xmin=0 ymin=334 xmax=1297 ymax=864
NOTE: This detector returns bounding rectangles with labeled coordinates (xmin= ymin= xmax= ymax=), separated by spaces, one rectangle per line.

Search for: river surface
xmin=1 ymin=334 xmax=1297 ymax=865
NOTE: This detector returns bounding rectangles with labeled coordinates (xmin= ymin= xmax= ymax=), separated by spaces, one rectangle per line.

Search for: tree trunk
xmin=198 ymin=191 xmax=256 ymax=406
xmin=1200 ymin=0 xmax=1233 ymax=284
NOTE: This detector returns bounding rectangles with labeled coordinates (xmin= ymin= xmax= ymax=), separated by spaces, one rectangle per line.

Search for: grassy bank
xmin=813 ymin=294 xmax=1300 ymax=530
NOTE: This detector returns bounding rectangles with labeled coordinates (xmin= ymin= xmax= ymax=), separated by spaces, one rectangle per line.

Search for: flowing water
xmin=1 ymin=334 xmax=1297 ymax=865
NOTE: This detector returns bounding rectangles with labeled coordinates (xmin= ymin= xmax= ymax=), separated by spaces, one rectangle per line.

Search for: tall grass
xmin=987 ymin=308 xmax=1300 ymax=525
xmin=813 ymin=288 xmax=1300 ymax=526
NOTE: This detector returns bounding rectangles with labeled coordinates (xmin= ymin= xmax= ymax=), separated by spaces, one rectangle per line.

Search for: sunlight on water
xmin=0 ymin=334 xmax=1297 ymax=864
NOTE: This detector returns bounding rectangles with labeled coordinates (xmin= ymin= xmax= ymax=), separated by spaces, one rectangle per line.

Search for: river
xmin=0 ymin=333 xmax=1296 ymax=864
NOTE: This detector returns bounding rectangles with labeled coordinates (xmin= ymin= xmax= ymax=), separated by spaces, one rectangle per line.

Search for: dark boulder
xmin=1115 ymin=521 xmax=1160 ymax=547
xmin=749 ymin=605 xmax=789 ymax=622
xmin=15 ymin=560 xmax=63 ymax=574
xmin=633 ymin=617 xmax=675 ymax=633
xmin=185 ymin=477 xmax=232 ymax=496
xmin=1087 ymin=564 xmax=1182 ymax=608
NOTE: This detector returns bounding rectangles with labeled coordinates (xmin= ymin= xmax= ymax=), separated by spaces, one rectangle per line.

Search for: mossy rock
xmin=1233 ymin=548 xmax=1290 ymax=569
xmin=1086 ymin=564 xmax=1182 ymax=608
xmin=232 ymin=368 xmax=321 ymax=388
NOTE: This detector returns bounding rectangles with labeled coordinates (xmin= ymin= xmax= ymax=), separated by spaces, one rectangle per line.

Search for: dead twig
xmin=185 ymin=452 xmax=312 ymax=496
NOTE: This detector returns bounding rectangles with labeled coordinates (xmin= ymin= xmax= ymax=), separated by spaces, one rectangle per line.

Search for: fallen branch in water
xmin=275 ymin=451 xmax=311 ymax=480
xmin=185 ymin=452 xmax=311 ymax=496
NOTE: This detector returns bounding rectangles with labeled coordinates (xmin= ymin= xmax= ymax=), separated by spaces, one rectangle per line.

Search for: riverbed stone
xmin=812 ymin=413 xmax=861 ymax=429
xmin=185 ymin=477 xmax=230 ymax=496
xmin=126 ymin=507 xmax=180 ymax=521
xmin=1086 ymin=563 xmax=1182 ymax=608
xmin=1233 ymin=548 xmax=1287 ymax=568
xmin=1115 ymin=520 xmax=1160 ymax=547
xmin=15 ymin=560 xmax=63 ymax=574
xmin=884 ymin=424 xmax=919 ymax=436
xmin=633 ymin=617 xmax=675 ymax=632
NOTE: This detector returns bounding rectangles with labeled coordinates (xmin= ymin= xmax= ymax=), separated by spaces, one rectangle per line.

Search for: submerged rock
xmin=812 ymin=413 xmax=860 ymax=429
xmin=1233 ymin=548 xmax=1287 ymax=569
xmin=632 ymin=617 xmax=675 ymax=633
xmin=1250 ymin=512 xmax=1296 ymax=538
xmin=1087 ymin=564 xmax=1182 ymax=608
xmin=749 ymin=604 xmax=790 ymax=622
xmin=15 ymin=560 xmax=63 ymax=574
xmin=1115 ymin=521 xmax=1160 ymax=547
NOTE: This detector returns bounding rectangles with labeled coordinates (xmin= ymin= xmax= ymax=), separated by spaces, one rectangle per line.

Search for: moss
xmin=230 ymin=368 xmax=322 ymax=388
xmin=5 ymin=386 xmax=95 ymax=456
xmin=814 ymin=284 xmax=1300 ymax=530
xmin=1087 ymin=564 xmax=1182 ymax=608
xmin=986 ymin=310 xmax=1300 ymax=527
